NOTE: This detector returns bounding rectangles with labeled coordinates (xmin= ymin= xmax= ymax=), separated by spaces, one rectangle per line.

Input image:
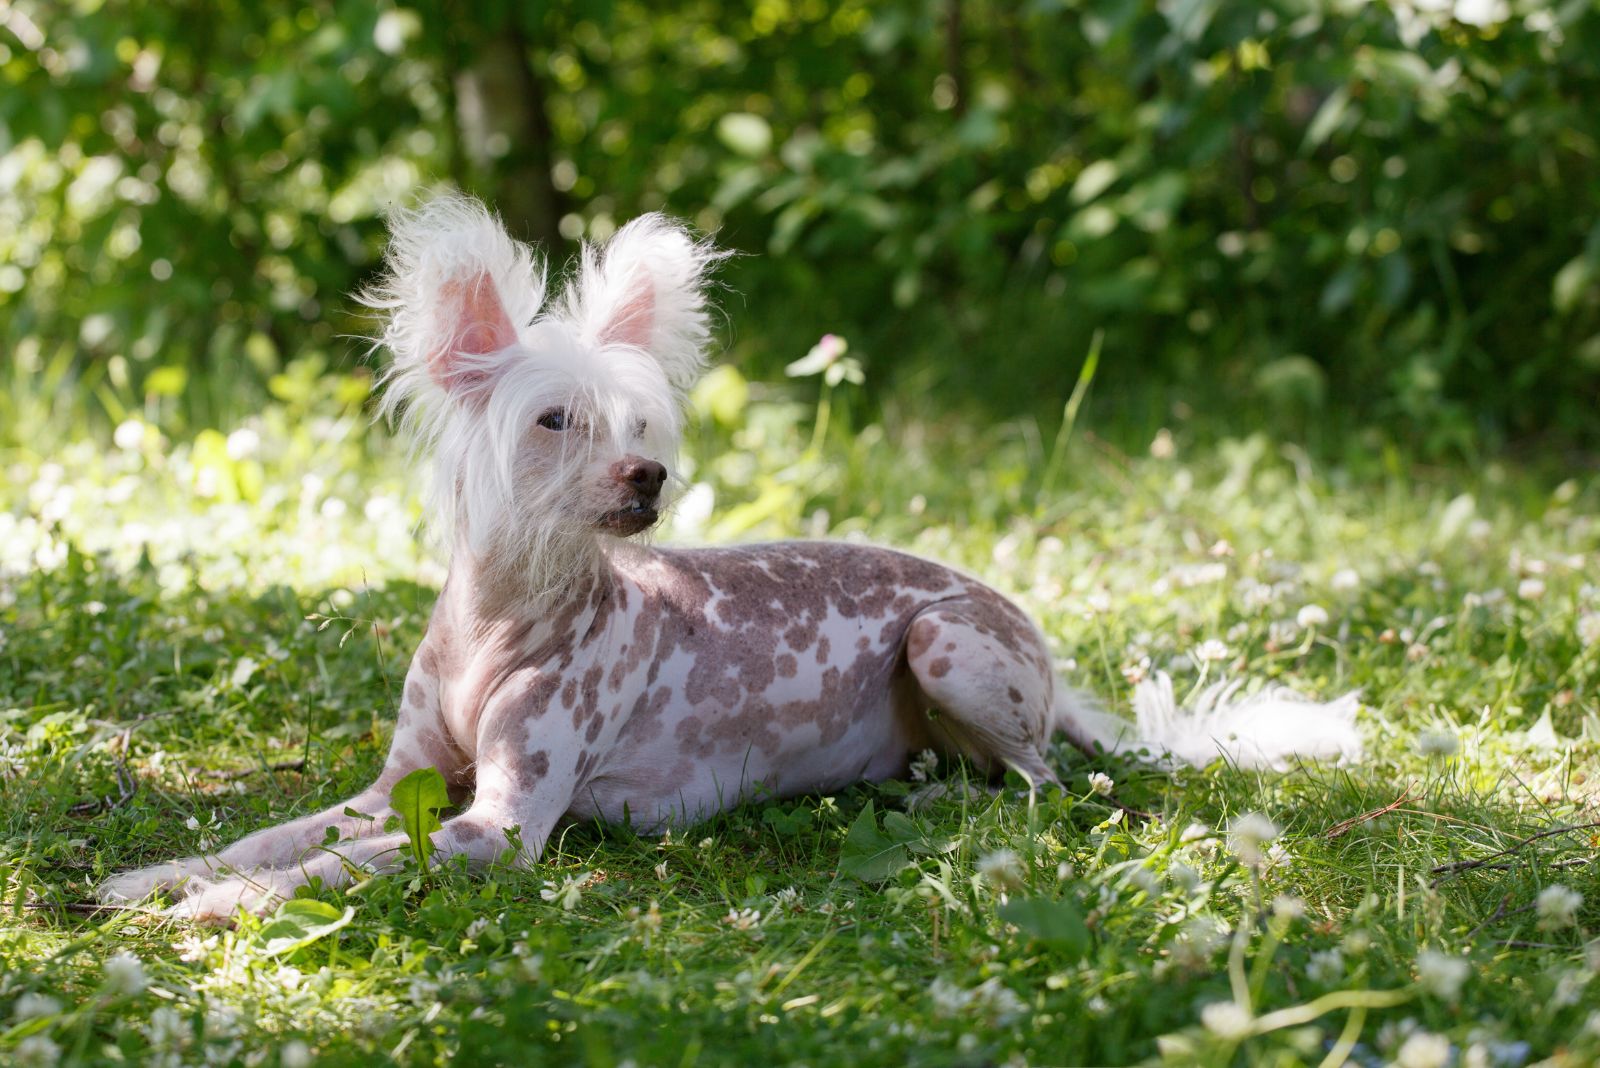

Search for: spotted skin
xmin=100 ymin=541 xmax=1067 ymax=920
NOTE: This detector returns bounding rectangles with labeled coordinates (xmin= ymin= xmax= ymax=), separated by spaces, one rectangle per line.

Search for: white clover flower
xmin=1193 ymin=639 xmax=1230 ymax=663
xmin=1296 ymin=604 xmax=1330 ymax=628
xmin=977 ymin=849 xmax=1025 ymax=890
xmin=281 ymin=1039 xmax=313 ymax=1068
xmin=929 ymin=976 xmax=971 ymax=1016
xmin=773 ymin=886 xmax=801 ymax=911
xmin=971 ymin=977 xmax=1026 ymax=1022
xmin=1517 ymin=577 xmax=1546 ymax=601
xmin=1272 ymin=895 xmax=1306 ymax=921
xmin=1180 ymin=822 xmax=1212 ymax=844
xmin=225 ymin=427 xmax=261 ymax=460
xmin=1395 ymin=1030 xmax=1452 ymax=1068
xmin=1307 ymin=948 xmax=1344 ymax=984
xmin=1128 ymin=866 xmax=1161 ymax=895
xmin=539 ymin=872 xmax=591 ymax=911
xmin=1199 ymin=1001 xmax=1253 ymax=1040
xmin=1415 ymin=949 xmax=1469 ymax=1000
xmin=654 ymin=860 xmax=669 ymax=881
xmin=103 ymin=951 xmax=148 ymax=995
xmin=176 ymin=933 xmax=217 ymax=963
xmin=1536 ymin=884 xmax=1583 ymax=930
xmin=909 ymin=748 xmax=939 ymax=783
xmin=1227 ymin=812 xmax=1280 ymax=867
xmin=1170 ymin=862 xmax=1200 ymax=892
xmin=1087 ymin=772 xmax=1115 ymax=797
xmin=1416 ymin=729 xmax=1459 ymax=758
xmin=1330 ymin=569 xmax=1361 ymax=593
xmin=1577 ymin=613 xmax=1600 ymax=648
xmin=113 ymin=419 xmax=146 ymax=451
xmin=12 ymin=993 xmax=62 ymax=1021
xmin=144 ymin=1006 xmax=185 ymax=1050
xmin=14 ymin=1035 xmax=61 ymax=1068
xmin=722 ymin=906 xmax=764 ymax=932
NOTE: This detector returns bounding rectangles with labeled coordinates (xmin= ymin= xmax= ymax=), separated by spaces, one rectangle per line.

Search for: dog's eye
xmin=537 ymin=409 xmax=569 ymax=432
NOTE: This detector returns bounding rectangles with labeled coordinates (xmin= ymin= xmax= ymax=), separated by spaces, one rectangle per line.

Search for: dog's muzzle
xmin=599 ymin=500 xmax=659 ymax=535
xmin=601 ymin=458 xmax=666 ymax=535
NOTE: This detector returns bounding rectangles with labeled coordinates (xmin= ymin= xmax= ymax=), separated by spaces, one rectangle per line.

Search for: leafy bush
xmin=3 ymin=0 xmax=1598 ymax=450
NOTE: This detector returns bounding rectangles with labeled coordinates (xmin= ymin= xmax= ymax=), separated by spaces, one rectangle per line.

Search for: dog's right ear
xmin=363 ymin=193 xmax=546 ymax=406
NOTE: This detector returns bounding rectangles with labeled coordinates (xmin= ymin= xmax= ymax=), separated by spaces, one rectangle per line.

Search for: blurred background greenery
xmin=3 ymin=0 xmax=1599 ymax=459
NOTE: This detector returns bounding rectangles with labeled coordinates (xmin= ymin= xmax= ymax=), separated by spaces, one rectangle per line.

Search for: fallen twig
xmin=67 ymin=758 xmax=136 ymax=816
xmin=1431 ymin=820 xmax=1600 ymax=880
xmin=200 ymin=758 xmax=307 ymax=782
xmin=1323 ymin=784 xmax=1415 ymax=840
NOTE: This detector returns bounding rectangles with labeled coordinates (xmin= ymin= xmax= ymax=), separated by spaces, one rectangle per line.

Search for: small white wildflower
xmin=928 ymin=977 xmax=970 ymax=1016
xmin=1150 ymin=428 xmax=1176 ymax=459
xmin=225 ymin=427 xmax=261 ymax=460
xmin=909 ymin=748 xmax=939 ymax=783
xmin=1128 ymin=866 xmax=1161 ymax=895
xmin=14 ymin=1035 xmax=61 ymax=1068
xmin=185 ymin=815 xmax=201 ymax=831
xmin=1296 ymin=604 xmax=1330 ymax=628
xmin=654 ymin=860 xmax=669 ymax=880
xmin=1194 ymin=639 xmax=1230 ymax=663
xmin=1395 ymin=1030 xmax=1452 ymax=1068
xmin=774 ymin=886 xmax=801 ymax=911
xmin=1536 ymin=884 xmax=1583 ymax=930
xmin=113 ymin=419 xmax=146 ymax=451
xmin=1416 ymin=729 xmax=1459 ymax=758
xmin=1087 ymin=772 xmax=1114 ymax=797
xmin=1415 ymin=949 xmax=1469 ymax=1000
xmin=144 ymin=1006 xmax=185 ymax=1049
xmin=103 ymin=951 xmax=148 ymax=995
xmin=1227 ymin=812 xmax=1280 ymax=867
xmin=1577 ymin=613 xmax=1600 ymax=648
xmin=1180 ymin=822 xmax=1212 ymax=844
xmin=723 ymin=906 xmax=764 ymax=932
xmin=976 ymin=849 xmax=1025 ymax=891
xmin=84 ymin=600 xmax=107 ymax=616
xmin=628 ymin=900 xmax=663 ymax=943
xmin=281 ymin=1039 xmax=312 ymax=1068
xmin=1200 ymin=1001 xmax=1253 ymax=1040
xmin=1517 ymin=577 xmax=1546 ymax=601
xmin=12 ymin=993 xmax=62 ymax=1021
xmin=539 ymin=872 xmax=591 ymax=911
xmin=1307 ymin=948 xmax=1344 ymax=984
xmin=1330 ymin=569 xmax=1360 ymax=593
xmin=1272 ymin=895 xmax=1306 ymax=921
xmin=971 ymin=977 xmax=1026 ymax=1022
xmin=175 ymin=933 xmax=217 ymax=963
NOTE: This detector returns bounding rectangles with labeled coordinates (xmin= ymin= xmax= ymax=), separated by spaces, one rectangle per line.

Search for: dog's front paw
xmin=96 ymin=859 xmax=209 ymax=905
xmin=166 ymin=875 xmax=286 ymax=925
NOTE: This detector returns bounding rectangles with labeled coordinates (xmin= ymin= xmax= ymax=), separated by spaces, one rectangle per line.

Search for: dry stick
xmin=200 ymin=759 xmax=307 ymax=782
xmin=67 ymin=758 xmax=136 ymax=815
xmin=1430 ymin=820 xmax=1600 ymax=879
xmin=1323 ymin=783 xmax=1416 ymax=840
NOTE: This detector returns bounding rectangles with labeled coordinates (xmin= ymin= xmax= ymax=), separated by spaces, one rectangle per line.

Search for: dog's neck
xmin=440 ymin=532 xmax=615 ymax=641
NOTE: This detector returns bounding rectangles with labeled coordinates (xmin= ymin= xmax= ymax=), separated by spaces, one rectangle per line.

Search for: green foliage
xmin=390 ymin=766 xmax=450 ymax=869
xmin=5 ymin=1 xmax=1600 ymax=450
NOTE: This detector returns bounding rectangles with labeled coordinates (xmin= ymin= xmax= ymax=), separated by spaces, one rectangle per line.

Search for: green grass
xmin=2 ymin=372 xmax=1598 ymax=1067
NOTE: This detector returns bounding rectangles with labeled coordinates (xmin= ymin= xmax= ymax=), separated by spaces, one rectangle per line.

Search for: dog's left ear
xmin=561 ymin=215 xmax=725 ymax=393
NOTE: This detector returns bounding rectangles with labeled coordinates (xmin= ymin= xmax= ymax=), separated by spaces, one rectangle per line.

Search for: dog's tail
xmin=1051 ymin=673 xmax=1363 ymax=770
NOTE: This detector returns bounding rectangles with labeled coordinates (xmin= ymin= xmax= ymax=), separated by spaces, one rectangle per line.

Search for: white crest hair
xmin=360 ymin=192 xmax=724 ymax=591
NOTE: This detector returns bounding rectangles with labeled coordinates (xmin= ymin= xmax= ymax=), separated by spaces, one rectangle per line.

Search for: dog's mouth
xmin=598 ymin=500 xmax=659 ymax=536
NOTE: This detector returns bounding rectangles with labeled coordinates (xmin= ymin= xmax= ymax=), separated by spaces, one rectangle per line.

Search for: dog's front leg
xmin=97 ymin=658 xmax=464 ymax=904
xmin=168 ymin=736 xmax=576 ymax=923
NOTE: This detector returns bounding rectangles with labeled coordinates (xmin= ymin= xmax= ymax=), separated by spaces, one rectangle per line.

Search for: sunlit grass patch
xmin=2 ymin=382 xmax=1598 ymax=1065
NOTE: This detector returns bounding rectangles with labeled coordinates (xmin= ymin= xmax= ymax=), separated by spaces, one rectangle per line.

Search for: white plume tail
xmin=1054 ymin=672 xmax=1362 ymax=771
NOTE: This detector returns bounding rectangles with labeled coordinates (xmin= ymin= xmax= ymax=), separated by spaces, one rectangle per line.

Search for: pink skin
xmin=98 ymin=524 xmax=1067 ymax=920
xmin=95 ymin=199 xmax=1074 ymax=921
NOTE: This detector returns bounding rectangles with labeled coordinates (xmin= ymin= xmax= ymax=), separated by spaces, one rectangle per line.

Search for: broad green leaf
xmin=716 ymin=112 xmax=772 ymax=157
xmin=390 ymin=767 xmax=450 ymax=870
xmin=837 ymin=802 xmax=911 ymax=883
xmin=998 ymin=896 xmax=1090 ymax=960
xmin=256 ymin=898 xmax=354 ymax=956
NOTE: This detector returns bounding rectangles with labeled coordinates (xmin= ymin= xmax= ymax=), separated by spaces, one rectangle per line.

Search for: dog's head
xmin=364 ymin=194 xmax=722 ymax=583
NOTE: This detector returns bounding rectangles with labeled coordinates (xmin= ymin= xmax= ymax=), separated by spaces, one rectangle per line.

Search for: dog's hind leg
xmin=96 ymin=659 xmax=464 ymax=904
xmin=903 ymin=594 xmax=1060 ymax=788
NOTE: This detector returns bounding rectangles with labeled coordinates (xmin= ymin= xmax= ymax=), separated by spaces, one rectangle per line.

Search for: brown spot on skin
xmin=527 ymin=750 xmax=550 ymax=779
xmin=405 ymin=678 xmax=425 ymax=708
xmin=562 ymin=679 xmax=577 ymax=709
xmin=777 ymin=654 xmax=798 ymax=678
xmin=907 ymin=623 xmax=938 ymax=660
xmin=585 ymin=715 xmax=603 ymax=743
xmin=1008 ymin=687 xmax=1024 ymax=704
xmin=928 ymin=657 xmax=952 ymax=678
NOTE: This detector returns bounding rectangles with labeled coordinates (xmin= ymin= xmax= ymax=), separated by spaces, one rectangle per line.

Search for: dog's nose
xmin=613 ymin=459 xmax=666 ymax=497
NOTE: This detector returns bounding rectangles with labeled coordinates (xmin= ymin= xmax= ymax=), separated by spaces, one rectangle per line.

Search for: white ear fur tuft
xmin=558 ymin=214 xmax=726 ymax=396
xmin=362 ymin=192 xmax=546 ymax=409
